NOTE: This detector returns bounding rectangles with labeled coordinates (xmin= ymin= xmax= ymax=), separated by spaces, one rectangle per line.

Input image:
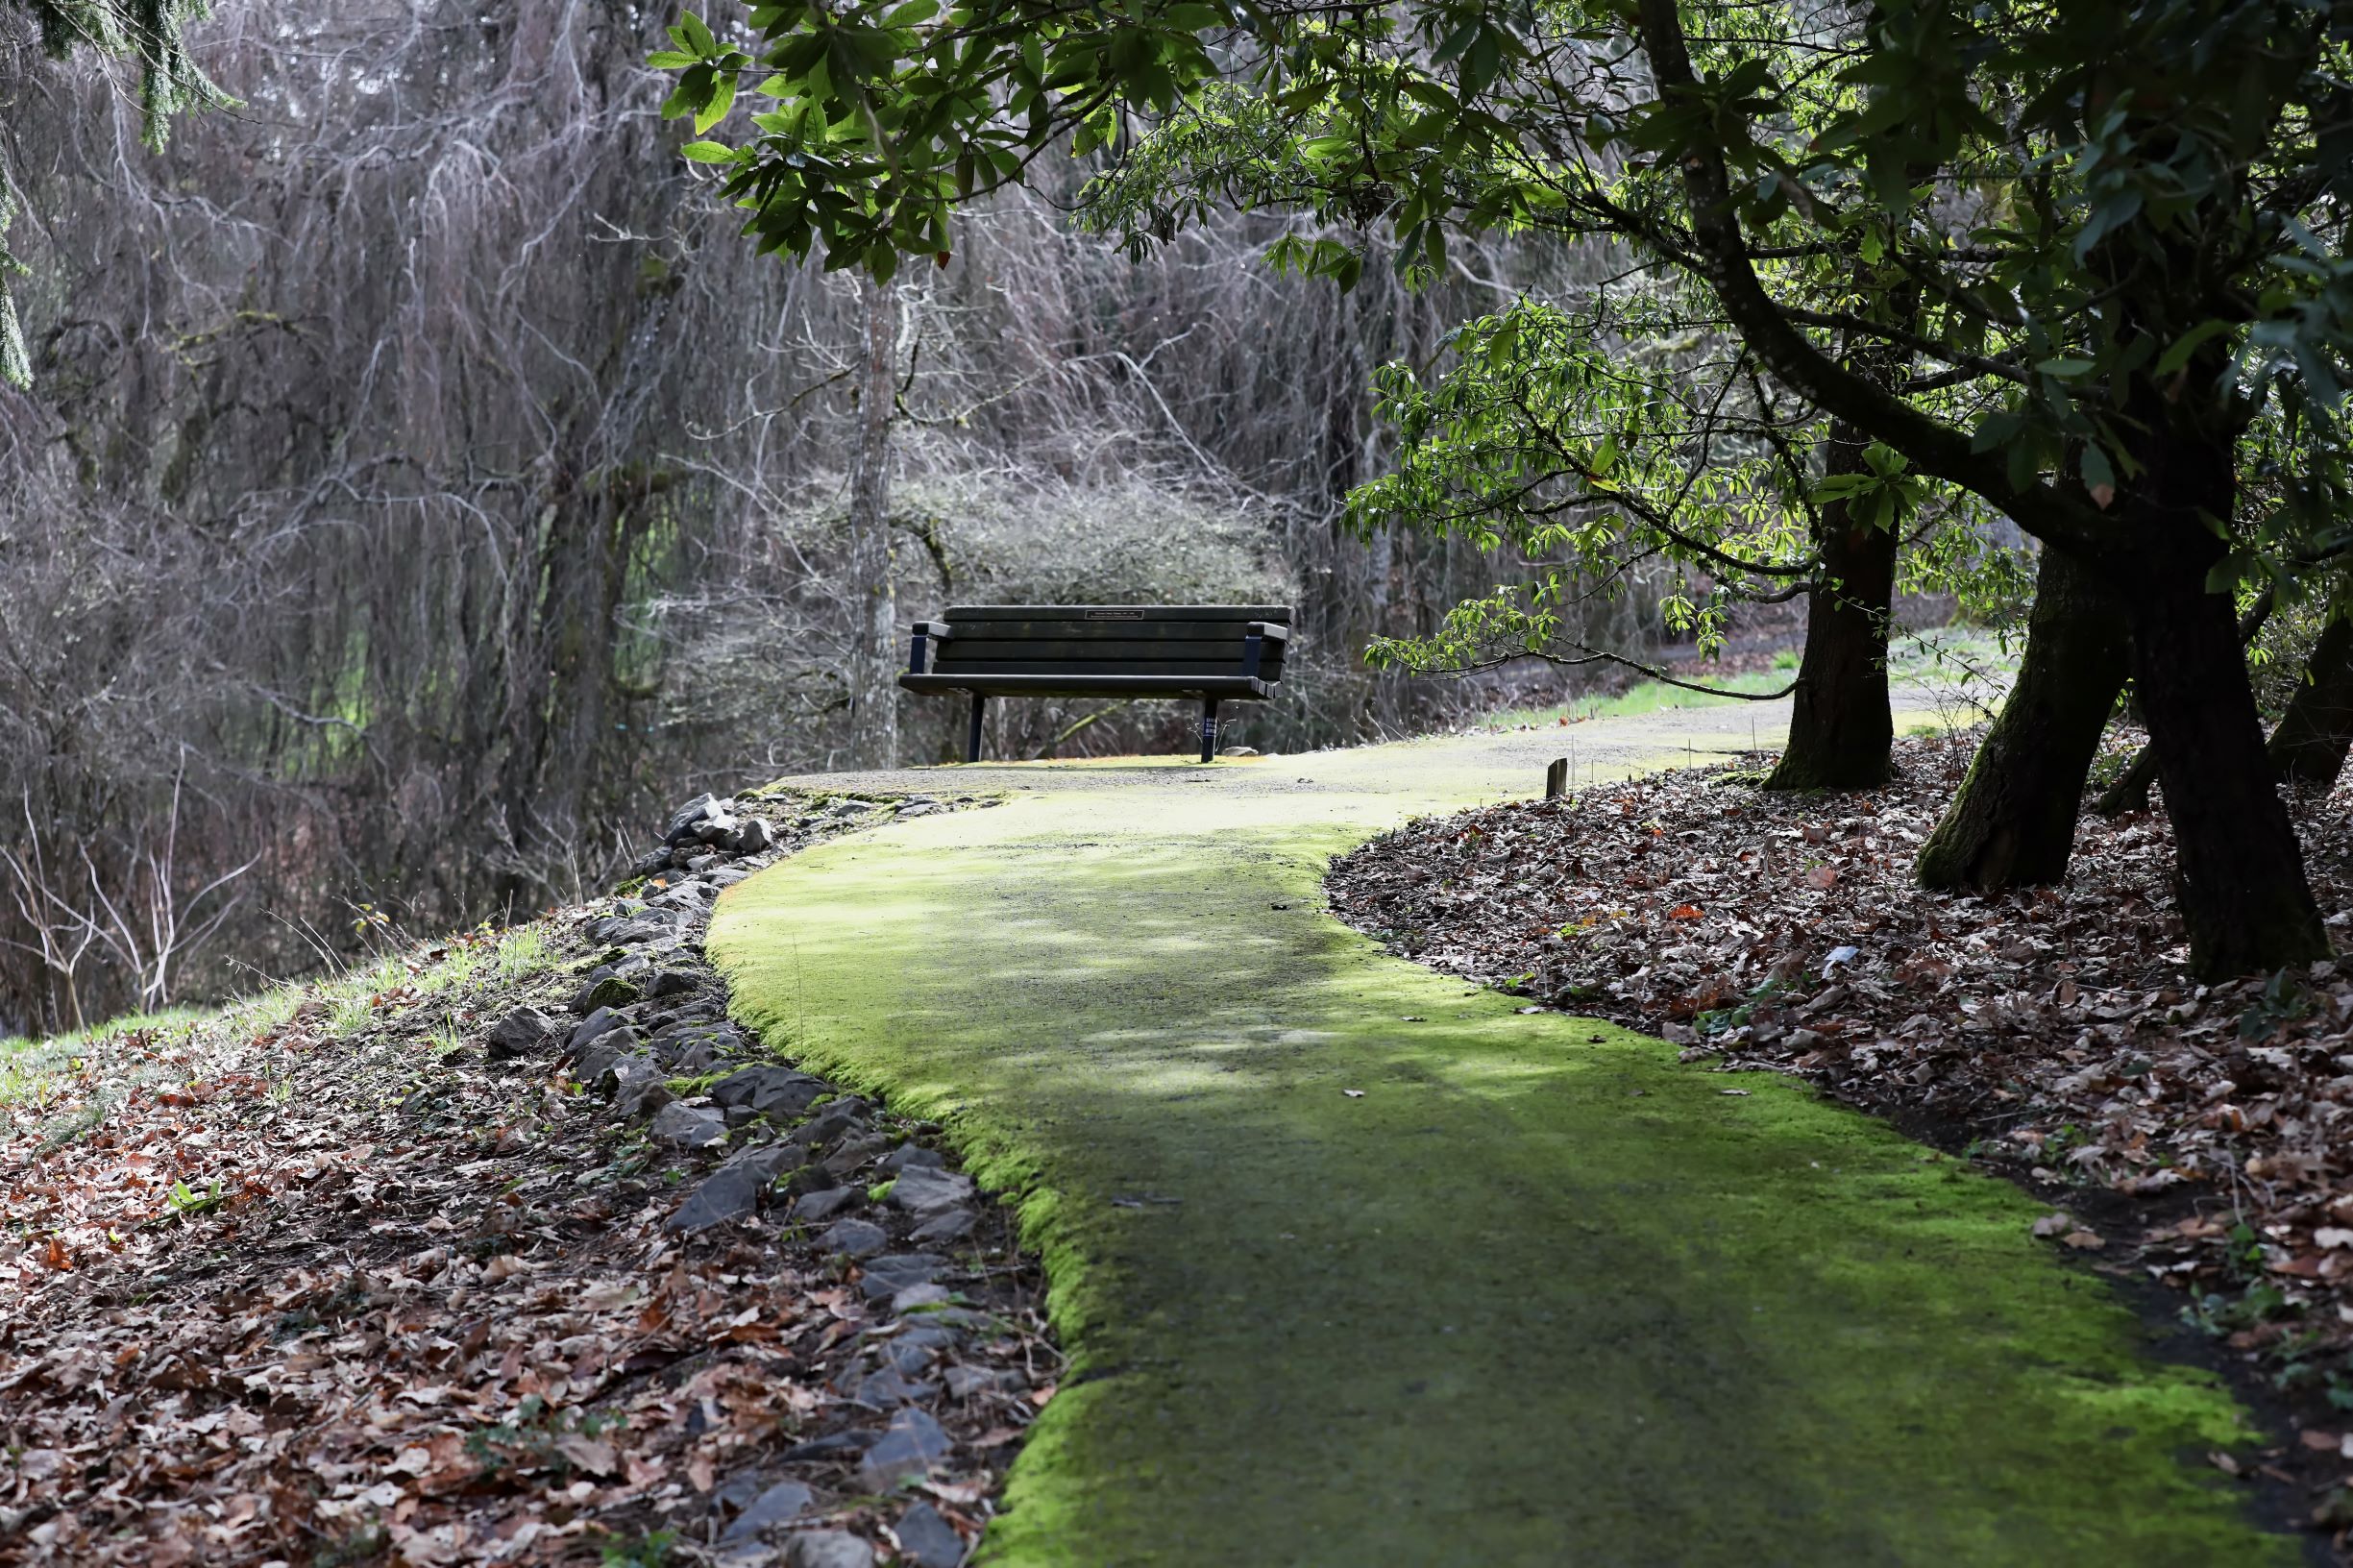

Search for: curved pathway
xmin=709 ymin=700 xmax=2299 ymax=1566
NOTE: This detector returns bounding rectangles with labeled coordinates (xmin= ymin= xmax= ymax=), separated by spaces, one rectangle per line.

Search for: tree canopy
xmin=663 ymin=0 xmax=2353 ymax=975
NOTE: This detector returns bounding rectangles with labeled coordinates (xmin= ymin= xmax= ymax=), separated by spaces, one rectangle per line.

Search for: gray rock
xmin=891 ymin=1283 xmax=953 ymax=1312
xmin=857 ymin=1409 xmax=953 ymax=1489
xmin=649 ymin=1102 xmax=727 ymax=1148
xmin=713 ymin=1066 xmax=828 ymax=1120
xmin=686 ymin=852 xmax=723 ymax=872
xmin=892 ymin=1324 xmax=964 ymax=1354
xmin=671 ymin=1164 xmax=764 ymax=1232
xmin=575 ymin=1036 xmax=649 ymax=1090
xmin=881 ymin=1144 xmax=945 ymax=1172
xmin=485 ymin=1006 xmax=557 ymax=1061
xmin=785 ymin=1104 xmax=867 ymax=1153
xmin=731 ymin=817 xmax=775 ymax=853
xmin=889 ymin=1165 xmax=974 ymax=1219
xmin=574 ymin=973 xmax=643 ymax=1012
xmin=569 ymin=1008 xmax=623 ymax=1052
xmin=894 ymin=1504 xmax=965 ymax=1568
xmin=823 ymin=1132 xmax=894 ymax=1176
xmin=943 ymin=1365 xmax=1015 ymax=1399
xmin=708 ymin=868 xmax=753 ymax=888
xmin=786 ymin=1531 xmax=874 ymax=1568
xmin=895 ymin=802 xmax=942 ymax=820
xmin=650 ymin=968 xmax=702 ymax=998
xmin=872 ymin=1338 xmax=938 ymax=1374
xmin=718 ymin=1481 xmax=814 ymax=1547
xmin=595 ymin=916 xmax=685 ymax=947
xmin=792 ymin=1188 xmax=861 ymax=1223
xmin=666 ymin=1039 xmax=718 ymax=1074
xmin=629 ymin=845 xmax=674 ymax=877
xmin=859 ymin=1253 xmax=944 ymax=1301
xmin=695 ymin=809 xmax=743 ymax=845
xmin=820 ymin=1218 xmax=890 ymax=1260
xmin=663 ymin=793 xmax=720 ymax=845
xmin=843 ymin=1365 xmax=936 ymax=1406
xmin=613 ymin=1078 xmax=674 ymax=1122
xmin=908 ymin=1208 xmax=975 ymax=1247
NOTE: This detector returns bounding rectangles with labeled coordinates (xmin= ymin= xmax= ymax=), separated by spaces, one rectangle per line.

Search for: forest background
xmin=0 ymin=0 xmax=1687 ymax=1034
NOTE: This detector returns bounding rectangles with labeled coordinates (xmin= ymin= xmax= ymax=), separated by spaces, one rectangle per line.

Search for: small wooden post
xmin=1545 ymin=757 xmax=1569 ymax=798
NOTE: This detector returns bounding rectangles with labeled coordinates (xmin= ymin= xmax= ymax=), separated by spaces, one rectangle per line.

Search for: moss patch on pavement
xmin=709 ymin=705 xmax=2299 ymax=1567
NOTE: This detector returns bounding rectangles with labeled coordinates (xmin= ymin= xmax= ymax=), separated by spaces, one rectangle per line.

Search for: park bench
xmin=900 ymin=604 xmax=1293 ymax=763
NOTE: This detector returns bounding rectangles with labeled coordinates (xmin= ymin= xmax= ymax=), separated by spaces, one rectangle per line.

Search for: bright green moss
xmin=711 ymin=700 xmax=2295 ymax=1567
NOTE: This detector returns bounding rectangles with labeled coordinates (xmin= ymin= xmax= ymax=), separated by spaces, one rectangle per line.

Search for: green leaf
xmin=2079 ymin=444 xmax=2116 ymax=507
xmin=695 ymin=73 xmax=739 ymax=135
xmin=681 ymin=140 xmax=738 ymax=163
xmin=2154 ymin=319 xmax=2231 ymax=379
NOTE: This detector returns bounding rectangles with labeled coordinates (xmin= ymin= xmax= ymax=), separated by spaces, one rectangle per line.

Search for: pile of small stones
xmin=480 ymin=784 xmax=1038 ymax=1568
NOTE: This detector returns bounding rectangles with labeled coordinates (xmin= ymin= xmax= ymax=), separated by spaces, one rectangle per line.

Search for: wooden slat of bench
xmin=934 ymin=637 xmax=1272 ymax=660
xmin=900 ymin=673 xmax=1275 ymax=699
xmin=943 ymin=604 xmax=1291 ymax=623
xmin=929 ymin=658 xmax=1275 ymax=677
xmin=936 ymin=621 xmax=1270 ymax=644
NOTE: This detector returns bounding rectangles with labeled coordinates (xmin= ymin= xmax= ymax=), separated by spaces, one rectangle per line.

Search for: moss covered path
xmin=708 ymin=703 xmax=2300 ymax=1566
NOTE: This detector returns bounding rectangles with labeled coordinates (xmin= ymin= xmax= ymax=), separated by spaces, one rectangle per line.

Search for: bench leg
xmin=967 ymin=694 xmax=986 ymax=764
xmin=1199 ymin=697 xmax=1219 ymax=764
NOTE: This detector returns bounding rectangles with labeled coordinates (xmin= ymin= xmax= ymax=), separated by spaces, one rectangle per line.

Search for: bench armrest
xmin=1241 ymin=623 xmax=1290 ymax=680
xmin=1245 ymin=622 xmax=1290 ymax=642
xmin=909 ymin=621 xmax=954 ymax=674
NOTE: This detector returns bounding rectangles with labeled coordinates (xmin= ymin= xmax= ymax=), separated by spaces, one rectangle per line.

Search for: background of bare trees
xmin=0 ymin=0 xmax=1655 ymax=1034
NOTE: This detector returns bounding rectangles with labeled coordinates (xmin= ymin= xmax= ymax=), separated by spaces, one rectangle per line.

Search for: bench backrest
xmin=925 ymin=605 xmax=1292 ymax=682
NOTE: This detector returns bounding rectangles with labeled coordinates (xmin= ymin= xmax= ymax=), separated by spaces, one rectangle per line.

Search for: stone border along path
xmin=563 ymin=783 xmax=1057 ymax=1566
xmin=709 ymin=697 xmax=2316 ymax=1568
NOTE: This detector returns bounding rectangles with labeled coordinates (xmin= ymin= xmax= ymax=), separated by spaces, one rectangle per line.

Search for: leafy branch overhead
xmin=1 ymin=0 xmax=233 ymax=388
xmin=654 ymin=0 xmax=2353 ymax=564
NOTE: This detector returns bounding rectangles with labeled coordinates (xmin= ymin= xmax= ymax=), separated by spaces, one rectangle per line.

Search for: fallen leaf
xmin=1342 ymin=1090 xmax=1365 ymax=1098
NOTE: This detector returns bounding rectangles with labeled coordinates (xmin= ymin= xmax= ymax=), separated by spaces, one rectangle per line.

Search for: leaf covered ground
xmin=1 ymin=791 xmax=1051 ymax=1567
xmin=1328 ymin=728 xmax=2353 ymax=1543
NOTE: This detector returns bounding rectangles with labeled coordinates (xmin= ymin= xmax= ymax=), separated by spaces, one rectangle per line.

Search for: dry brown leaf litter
xmin=1329 ymin=730 xmax=2353 ymax=1526
xmin=1 ymin=792 xmax=1051 ymax=1567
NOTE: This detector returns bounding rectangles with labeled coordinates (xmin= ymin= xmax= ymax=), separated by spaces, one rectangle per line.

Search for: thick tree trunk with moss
xmin=2267 ymin=606 xmax=2353 ymax=789
xmin=1766 ymin=418 xmax=1896 ymax=791
xmin=1917 ymin=547 xmax=2128 ymax=890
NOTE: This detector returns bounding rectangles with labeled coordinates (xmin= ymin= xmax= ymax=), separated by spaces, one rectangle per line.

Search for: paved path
xmin=709 ymin=698 xmax=2298 ymax=1566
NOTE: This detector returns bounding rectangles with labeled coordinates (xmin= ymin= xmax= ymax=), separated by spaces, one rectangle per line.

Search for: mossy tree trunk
xmin=1916 ymin=546 xmax=2128 ymax=890
xmin=1765 ymin=418 xmax=1896 ymax=791
xmin=2267 ymin=601 xmax=2353 ymax=789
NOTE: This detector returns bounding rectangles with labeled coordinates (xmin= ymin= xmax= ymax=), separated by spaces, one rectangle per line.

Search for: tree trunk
xmin=846 ymin=277 xmax=899 ymax=769
xmin=1917 ymin=546 xmax=2129 ymax=889
xmin=2267 ymin=602 xmax=2353 ymax=789
xmin=2121 ymin=433 xmax=2327 ymax=979
xmin=1766 ymin=418 xmax=1895 ymax=790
